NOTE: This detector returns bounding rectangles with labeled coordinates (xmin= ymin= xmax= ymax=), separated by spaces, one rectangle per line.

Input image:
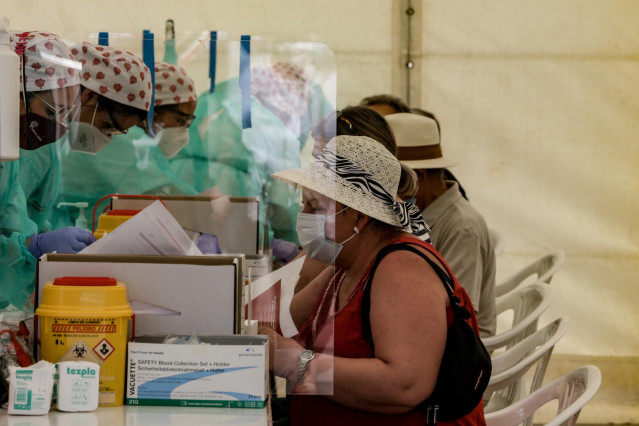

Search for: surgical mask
xmin=68 ymin=101 xmax=112 ymax=154
xmin=20 ymin=112 xmax=68 ymax=150
xmin=68 ymin=122 xmax=112 ymax=154
xmin=296 ymin=207 xmax=359 ymax=264
xmin=156 ymin=126 xmax=190 ymax=158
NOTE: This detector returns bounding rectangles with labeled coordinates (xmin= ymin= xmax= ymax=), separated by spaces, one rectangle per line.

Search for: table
xmin=0 ymin=404 xmax=270 ymax=425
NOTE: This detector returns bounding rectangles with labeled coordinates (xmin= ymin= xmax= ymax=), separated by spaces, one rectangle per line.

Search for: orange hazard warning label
xmin=93 ymin=338 xmax=115 ymax=361
xmin=52 ymin=324 xmax=117 ymax=333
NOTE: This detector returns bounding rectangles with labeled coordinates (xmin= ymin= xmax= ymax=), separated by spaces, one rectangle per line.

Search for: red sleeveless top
xmin=290 ymin=237 xmax=486 ymax=426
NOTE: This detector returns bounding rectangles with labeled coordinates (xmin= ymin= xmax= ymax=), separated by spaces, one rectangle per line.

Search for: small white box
xmin=127 ymin=336 xmax=268 ymax=408
xmin=8 ymin=361 xmax=55 ymax=415
xmin=56 ymin=361 xmax=100 ymax=412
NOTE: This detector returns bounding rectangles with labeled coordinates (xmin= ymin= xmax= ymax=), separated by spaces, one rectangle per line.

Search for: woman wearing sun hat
xmin=260 ymin=135 xmax=485 ymax=425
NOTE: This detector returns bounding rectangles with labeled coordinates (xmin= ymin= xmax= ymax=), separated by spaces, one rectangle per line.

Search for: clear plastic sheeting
xmin=48 ymin=37 xmax=336 ymax=246
xmin=7 ymin=32 xmax=337 ymax=396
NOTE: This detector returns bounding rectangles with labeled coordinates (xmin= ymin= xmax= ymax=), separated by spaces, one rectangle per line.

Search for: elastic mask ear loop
xmin=21 ymin=56 xmax=28 ymax=116
xmin=14 ymin=32 xmax=31 ymax=117
xmin=328 ymin=206 xmax=349 ymax=220
xmin=90 ymin=99 xmax=99 ymax=128
xmin=152 ymin=117 xmax=164 ymax=135
xmin=62 ymin=90 xmax=82 ymax=124
xmin=340 ymin=226 xmax=359 ymax=246
xmin=67 ymin=95 xmax=82 ymax=124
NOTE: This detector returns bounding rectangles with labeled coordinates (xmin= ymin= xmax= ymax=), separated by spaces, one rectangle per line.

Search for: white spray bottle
xmin=0 ymin=16 xmax=20 ymax=161
xmin=57 ymin=202 xmax=89 ymax=230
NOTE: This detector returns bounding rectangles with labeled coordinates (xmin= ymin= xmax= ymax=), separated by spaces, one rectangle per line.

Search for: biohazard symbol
xmin=73 ymin=344 xmax=87 ymax=358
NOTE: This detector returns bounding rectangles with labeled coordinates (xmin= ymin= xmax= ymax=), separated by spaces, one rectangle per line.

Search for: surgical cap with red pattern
xmin=251 ymin=62 xmax=312 ymax=134
xmin=154 ymin=61 xmax=197 ymax=106
xmin=70 ymin=42 xmax=152 ymax=111
xmin=10 ymin=31 xmax=81 ymax=92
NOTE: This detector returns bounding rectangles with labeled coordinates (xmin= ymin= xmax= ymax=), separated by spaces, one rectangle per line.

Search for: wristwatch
xmin=296 ymin=349 xmax=315 ymax=384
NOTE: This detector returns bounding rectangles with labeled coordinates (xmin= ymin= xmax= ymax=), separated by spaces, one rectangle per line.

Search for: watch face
xmin=300 ymin=349 xmax=314 ymax=361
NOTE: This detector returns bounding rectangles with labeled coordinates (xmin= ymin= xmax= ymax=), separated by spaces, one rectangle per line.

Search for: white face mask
xmin=156 ymin=126 xmax=190 ymax=158
xmin=68 ymin=121 xmax=113 ymax=154
xmin=68 ymin=100 xmax=112 ymax=154
xmin=296 ymin=207 xmax=359 ymax=264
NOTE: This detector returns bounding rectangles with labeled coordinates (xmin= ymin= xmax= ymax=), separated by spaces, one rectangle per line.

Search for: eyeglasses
xmin=164 ymin=108 xmax=196 ymax=128
xmin=103 ymin=107 xmax=129 ymax=135
xmin=96 ymin=97 xmax=129 ymax=135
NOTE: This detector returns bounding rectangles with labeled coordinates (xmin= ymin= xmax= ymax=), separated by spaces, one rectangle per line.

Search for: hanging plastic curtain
xmin=49 ymin=29 xmax=335 ymax=247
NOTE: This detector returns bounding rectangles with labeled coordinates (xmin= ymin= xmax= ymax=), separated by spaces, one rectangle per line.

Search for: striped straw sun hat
xmin=272 ymin=135 xmax=428 ymax=236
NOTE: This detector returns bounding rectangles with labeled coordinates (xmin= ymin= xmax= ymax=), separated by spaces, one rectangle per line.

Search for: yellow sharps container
xmin=36 ymin=277 xmax=133 ymax=407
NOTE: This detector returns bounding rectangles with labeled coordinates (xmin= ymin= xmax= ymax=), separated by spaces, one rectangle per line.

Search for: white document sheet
xmin=80 ymin=201 xmax=202 ymax=255
xmin=249 ymin=256 xmax=305 ymax=338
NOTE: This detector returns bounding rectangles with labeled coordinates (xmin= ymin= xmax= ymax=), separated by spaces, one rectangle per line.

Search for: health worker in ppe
xmin=52 ymin=60 xmax=219 ymax=252
xmin=1 ymin=32 xmax=95 ymax=312
xmin=17 ymin=42 xmax=152 ymax=233
xmin=68 ymin=42 xmax=151 ymax=154
xmin=41 ymin=43 xmax=153 ymax=231
xmin=50 ymin=59 xmax=202 ymax=227
xmin=168 ymin=64 xmax=320 ymax=247
xmin=141 ymin=62 xmax=219 ymax=254
xmin=142 ymin=61 xmax=197 ymax=159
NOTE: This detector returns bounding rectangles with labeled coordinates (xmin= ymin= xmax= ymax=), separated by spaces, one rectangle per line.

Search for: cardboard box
xmin=36 ymin=254 xmax=244 ymax=348
xmin=127 ymin=336 xmax=268 ymax=408
xmin=111 ymin=195 xmax=262 ymax=254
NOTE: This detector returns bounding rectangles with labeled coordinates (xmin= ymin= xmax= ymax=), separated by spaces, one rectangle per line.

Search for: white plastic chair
xmin=482 ymin=283 xmax=553 ymax=353
xmin=486 ymin=365 xmax=601 ymax=426
xmin=484 ymin=317 xmax=570 ymax=413
xmin=489 ymin=227 xmax=507 ymax=256
xmin=496 ymin=251 xmax=565 ymax=300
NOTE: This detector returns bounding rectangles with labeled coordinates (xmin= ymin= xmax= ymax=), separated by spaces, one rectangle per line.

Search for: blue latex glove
xmin=28 ymin=227 xmax=97 ymax=258
xmin=197 ymin=233 xmax=221 ymax=254
xmin=271 ymin=238 xmax=300 ymax=264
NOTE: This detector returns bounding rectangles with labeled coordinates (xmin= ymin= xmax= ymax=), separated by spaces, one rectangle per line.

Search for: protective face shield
xmin=295 ymin=207 xmax=359 ymax=264
xmin=156 ymin=126 xmax=190 ymax=158
xmin=12 ymin=31 xmax=82 ymax=151
xmin=68 ymin=99 xmax=113 ymax=154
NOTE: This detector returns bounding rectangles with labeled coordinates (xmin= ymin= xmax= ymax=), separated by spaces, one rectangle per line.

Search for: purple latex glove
xmin=197 ymin=233 xmax=222 ymax=254
xmin=28 ymin=227 xmax=97 ymax=258
xmin=271 ymin=238 xmax=300 ymax=264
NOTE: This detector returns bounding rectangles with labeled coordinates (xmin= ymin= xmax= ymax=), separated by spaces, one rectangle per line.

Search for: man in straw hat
xmin=385 ymin=113 xmax=496 ymax=337
xmin=260 ymin=135 xmax=485 ymax=425
xmin=360 ymin=95 xmax=469 ymax=200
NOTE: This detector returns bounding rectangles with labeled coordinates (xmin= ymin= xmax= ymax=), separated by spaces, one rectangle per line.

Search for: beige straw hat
xmin=385 ymin=113 xmax=457 ymax=169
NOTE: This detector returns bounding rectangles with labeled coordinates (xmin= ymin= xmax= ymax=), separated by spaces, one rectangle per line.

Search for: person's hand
xmin=271 ymin=238 xmax=300 ymax=264
xmin=259 ymin=325 xmax=279 ymax=372
xmin=259 ymin=325 xmax=303 ymax=378
xmin=197 ymin=233 xmax=222 ymax=254
xmin=28 ymin=227 xmax=96 ymax=258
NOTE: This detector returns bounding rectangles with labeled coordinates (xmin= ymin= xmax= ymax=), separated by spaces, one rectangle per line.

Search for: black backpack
xmin=361 ymin=243 xmax=491 ymax=424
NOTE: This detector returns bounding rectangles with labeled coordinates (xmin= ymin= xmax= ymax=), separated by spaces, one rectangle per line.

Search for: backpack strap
xmin=361 ymin=242 xmax=471 ymax=350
